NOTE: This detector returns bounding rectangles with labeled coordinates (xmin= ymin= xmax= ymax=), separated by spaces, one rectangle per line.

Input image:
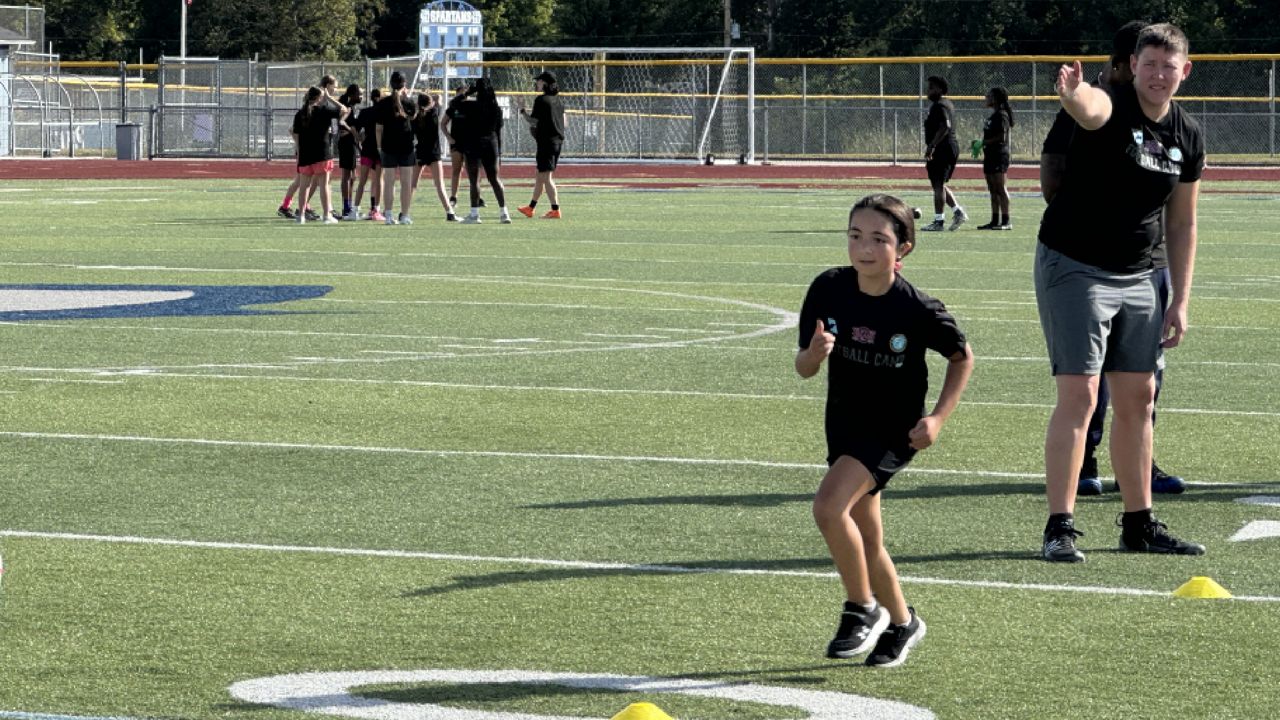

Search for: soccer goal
xmin=418 ymin=46 xmax=755 ymax=163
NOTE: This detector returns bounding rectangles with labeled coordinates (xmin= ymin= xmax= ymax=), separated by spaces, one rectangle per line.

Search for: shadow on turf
xmin=522 ymin=482 xmax=1042 ymax=510
xmin=401 ymin=557 xmax=837 ymax=598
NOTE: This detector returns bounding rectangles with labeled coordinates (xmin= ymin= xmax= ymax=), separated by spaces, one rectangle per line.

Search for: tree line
xmin=26 ymin=0 xmax=1280 ymax=62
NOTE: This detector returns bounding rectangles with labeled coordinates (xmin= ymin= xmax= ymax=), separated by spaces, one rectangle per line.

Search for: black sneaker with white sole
xmin=825 ymin=601 xmax=889 ymax=659
xmin=920 ymin=220 xmax=946 ymax=232
xmin=1118 ymin=515 xmax=1205 ymax=555
xmin=1042 ymin=523 xmax=1085 ymax=563
xmin=865 ymin=607 xmax=926 ymax=668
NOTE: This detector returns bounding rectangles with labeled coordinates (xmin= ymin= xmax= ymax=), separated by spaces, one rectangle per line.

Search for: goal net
xmin=421 ymin=46 xmax=755 ymax=163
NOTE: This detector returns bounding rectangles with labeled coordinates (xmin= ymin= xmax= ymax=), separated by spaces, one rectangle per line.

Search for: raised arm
xmin=1057 ymin=60 xmax=1113 ymax=131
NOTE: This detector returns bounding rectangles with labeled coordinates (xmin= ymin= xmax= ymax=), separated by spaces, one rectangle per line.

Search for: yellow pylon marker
xmin=1172 ymin=576 xmax=1233 ymax=599
xmin=610 ymin=702 xmax=676 ymax=720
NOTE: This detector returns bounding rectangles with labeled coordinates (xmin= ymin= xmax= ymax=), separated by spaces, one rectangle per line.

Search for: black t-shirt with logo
xmin=531 ymin=93 xmax=565 ymax=143
xmin=799 ymin=269 xmax=967 ymax=445
xmin=983 ymin=108 xmax=1010 ymax=152
xmin=1039 ymin=83 xmax=1204 ymax=272
xmin=292 ymin=98 xmax=341 ymax=166
xmin=446 ymin=99 xmax=474 ymax=148
xmin=924 ymin=99 xmax=959 ymax=153
xmin=377 ymin=93 xmax=416 ymax=155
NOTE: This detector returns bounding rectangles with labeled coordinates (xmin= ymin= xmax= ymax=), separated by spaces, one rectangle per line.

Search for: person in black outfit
xmin=1036 ymin=23 xmax=1205 ymax=562
xmin=921 ymin=76 xmax=967 ymax=232
xmin=516 ymin=71 xmax=567 ymax=219
xmin=1040 ymin=21 xmax=1187 ymax=498
xmin=455 ymin=77 xmax=509 ymax=224
xmin=798 ymin=194 xmax=973 ymax=667
xmin=352 ymin=87 xmax=382 ymax=220
xmin=412 ymin=91 xmax=458 ymax=222
xmin=290 ymin=85 xmax=348 ymax=225
xmin=336 ymin=83 xmax=363 ymax=219
xmin=441 ymin=85 xmax=483 ymax=210
xmin=977 ymin=87 xmax=1014 ymax=230
xmin=376 ymin=71 xmax=417 ymax=225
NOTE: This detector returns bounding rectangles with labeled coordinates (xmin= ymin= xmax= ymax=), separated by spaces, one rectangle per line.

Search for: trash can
xmin=115 ymin=123 xmax=141 ymax=160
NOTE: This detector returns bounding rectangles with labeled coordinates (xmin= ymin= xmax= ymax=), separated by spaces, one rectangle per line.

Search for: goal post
xmin=428 ymin=46 xmax=755 ymax=163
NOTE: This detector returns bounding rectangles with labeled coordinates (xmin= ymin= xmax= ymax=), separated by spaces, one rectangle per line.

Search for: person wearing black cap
xmin=517 ymin=71 xmax=566 ymax=219
xmin=921 ymin=76 xmax=967 ymax=232
xmin=455 ymin=77 xmax=510 ymax=224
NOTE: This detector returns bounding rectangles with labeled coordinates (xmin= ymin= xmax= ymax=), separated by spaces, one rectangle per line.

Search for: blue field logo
xmin=0 ymin=284 xmax=333 ymax=322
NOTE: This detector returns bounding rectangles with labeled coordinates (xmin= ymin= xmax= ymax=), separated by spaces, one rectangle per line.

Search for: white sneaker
xmin=323 ymin=215 xmax=339 ymax=225
xmin=462 ymin=214 xmax=482 ymax=224
xmin=296 ymin=214 xmax=305 ymax=225
xmin=499 ymin=211 xmax=512 ymax=224
xmin=384 ymin=214 xmax=398 ymax=225
xmin=398 ymin=214 xmax=413 ymax=225
xmin=949 ymin=207 xmax=968 ymax=231
xmin=343 ymin=209 xmax=361 ymax=221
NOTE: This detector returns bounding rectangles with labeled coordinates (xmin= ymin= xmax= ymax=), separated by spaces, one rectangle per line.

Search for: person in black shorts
xmin=441 ymin=85 xmax=483 ymax=210
xmin=977 ymin=87 xmax=1013 ymax=230
xmin=336 ymin=84 xmax=363 ymax=220
xmin=1036 ymin=23 xmax=1205 ymax=562
xmin=921 ymin=76 xmax=967 ymax=232
xmin=798 ymin=194 xmax=973 ymax=668
xmin=352 ymin=87 xmax=382 ymax=220
xmin=376 ymin=71 xmax=417 ymax=225
xmin=1040 ymin=21 xmax=1187 ymax=499
xmin=411 ymin=91 xmax=458 ymax=222
xmin=455 ymin=77 xmax=509 ymax=224
xmin=516 ymin=71 xmax=566 ymax=220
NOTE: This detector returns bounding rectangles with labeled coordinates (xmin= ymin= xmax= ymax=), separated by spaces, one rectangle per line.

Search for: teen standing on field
xmin=291 ymin=86 xmax=348 ymax=225
xmin=412 ymin=91 xmax=459 ymax=222
xmin=377 ymin=72 xmax=417 ymax=225
xmin=352 ymin=87 xmax=383 ymax=220
xmin=797 ymin=194 xmax=973 ymax=667
xmin=977 ymin=87 xmax=1014 ymax=230
xmin=457 ymin=77 xmax=510 ymax=224
xmin=517 ymin=71 xmax=566 ymax=219
xmin=921 ymin=76 xmax=967 ymax=232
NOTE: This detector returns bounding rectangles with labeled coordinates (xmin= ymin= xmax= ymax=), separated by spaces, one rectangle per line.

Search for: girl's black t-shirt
xmin=983 ymin=109 xmax=1010 ymax=151
xmin=1039 ymin=82 xmax=1205 ymax=273
xmin=799 ymin=269 xmax=967 ymax=445
xmin=377 ymin=94 xmax=416 ymax=155
xmin=414 ymin=106 xmax=441 ymax=158
xmin=356 ymin=106 xmax=379 ymax=157
xmin=292 ymin=98 xmax=341 ymax=166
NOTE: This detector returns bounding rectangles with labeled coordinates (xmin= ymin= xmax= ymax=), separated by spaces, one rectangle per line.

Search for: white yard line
xmin=3 ymin=529 xmax=1277 ymax=603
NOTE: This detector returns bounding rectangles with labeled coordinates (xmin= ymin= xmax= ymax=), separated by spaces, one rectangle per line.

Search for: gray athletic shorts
xmin=1034 ymin=243 xmax=1162 ymax=376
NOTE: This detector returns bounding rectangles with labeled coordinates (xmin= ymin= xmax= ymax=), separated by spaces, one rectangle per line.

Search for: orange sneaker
xmin=517 ymin=205 xmax=535 ymax=218
xmin=542 ymin=209 xmax=562 ymax=219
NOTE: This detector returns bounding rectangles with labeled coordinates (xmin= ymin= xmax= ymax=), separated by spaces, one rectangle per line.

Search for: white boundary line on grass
xmin=4 ymin=529 xmax=1279 ymax=603
xmin=2 ymin=430 xmax=1275 ymax=488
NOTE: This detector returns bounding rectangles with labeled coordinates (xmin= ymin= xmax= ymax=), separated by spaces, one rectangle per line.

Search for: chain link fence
xmin=3 ymin=53 xmax=1279 ymax=163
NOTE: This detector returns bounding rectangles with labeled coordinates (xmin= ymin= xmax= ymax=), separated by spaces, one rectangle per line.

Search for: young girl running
xmin=353 ymin=87 xmax=383 ymax=221
xmin=797 ymin=194 xmax=973 ymax=668
xmin=412 ymin=91 xmax=458 ymax=222
xmin=978 ymin=87 xmax=1014 ymax=230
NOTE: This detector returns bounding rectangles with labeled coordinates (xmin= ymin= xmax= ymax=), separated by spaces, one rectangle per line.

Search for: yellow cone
xmin=1172 ymin=576 xmax=1232 ymax=599
xmin=610 ymin=702 xmax=675 ymax=720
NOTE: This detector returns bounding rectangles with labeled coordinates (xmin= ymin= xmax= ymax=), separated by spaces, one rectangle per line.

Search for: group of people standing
xmin=799 ymin=20 xmax=1204 ymax=669
xmin=277 ymin=70 xmax=566 ymax=225
xmin=920 ymin=76 xmax=1015 ymax=232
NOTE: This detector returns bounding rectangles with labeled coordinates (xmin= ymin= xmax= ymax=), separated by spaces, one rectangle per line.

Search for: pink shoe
xmin=369 ymin=210 xmax=384 ymax=222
